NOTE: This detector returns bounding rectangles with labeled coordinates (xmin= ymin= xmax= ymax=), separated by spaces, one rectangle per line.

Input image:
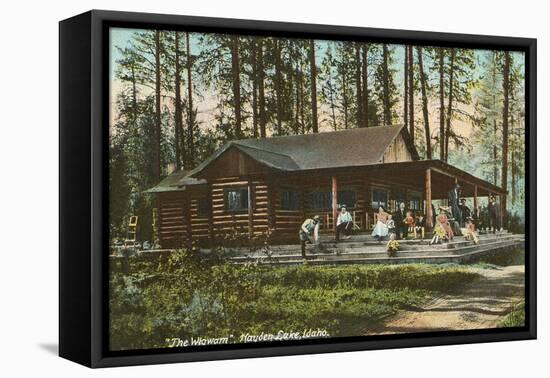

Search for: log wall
xmin=210 ymin=176 xmax=271 ymax=239
xmin=156 ymin=173 xmax=426 ymax=248
xmin=157 ymin=193 xmax=187 ymax=248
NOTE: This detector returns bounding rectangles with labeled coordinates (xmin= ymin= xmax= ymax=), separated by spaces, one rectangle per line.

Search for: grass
xmin=498 ymin=301 xmax=525 ymax=328
xmin=110 ymin=255 xmax=482 ymax=350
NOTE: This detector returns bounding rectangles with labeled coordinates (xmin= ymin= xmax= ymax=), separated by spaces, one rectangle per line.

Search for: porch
xmin=270 ymin=159 xmax=506 ymax=238
xmin=229 ymin=231 xmax=525 ymax=266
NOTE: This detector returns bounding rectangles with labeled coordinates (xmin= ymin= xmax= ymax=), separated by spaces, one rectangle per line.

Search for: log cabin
xmin=146 ymin=125 xmax=505 ymax=248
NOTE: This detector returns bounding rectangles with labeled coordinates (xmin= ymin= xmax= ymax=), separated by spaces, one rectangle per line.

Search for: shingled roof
xmin=147 ymin=125 xmax=419 ymax=193
xmin=188 ymin=124 xmax=418 ymax=178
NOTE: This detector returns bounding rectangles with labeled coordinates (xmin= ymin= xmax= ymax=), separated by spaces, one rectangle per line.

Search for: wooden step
xmin=230 ymin=236 xmax=525 ymax=265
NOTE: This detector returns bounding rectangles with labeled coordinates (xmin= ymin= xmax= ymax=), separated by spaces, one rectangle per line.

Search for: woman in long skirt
xmin=436 ymin=207 xmax=454 ymax=240
xmin=372 ymin=206 xmax=390 ymax=241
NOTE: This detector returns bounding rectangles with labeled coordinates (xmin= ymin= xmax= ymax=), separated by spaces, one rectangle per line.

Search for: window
xmin=197 ymin=198 xmax=210 ymax=217
xmin=393 ymin=190 xmax=406 ymax=206
xmin=338 ymin=190 xmax=357 ymax=209
xmin=225 ymin=187 xmax=249 ymax=211
xmin=409 ymin=192 xmax=421 ymax=211
xmin=371 ymin=188 xmax=388 ymax=210
xmin=281 ymin=189 xmax=300 ymax=210
xmin=311 ymin=191 xmax=332 ymax=211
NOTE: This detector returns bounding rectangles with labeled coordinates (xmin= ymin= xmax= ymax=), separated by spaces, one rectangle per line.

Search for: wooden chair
xmin=352 ymin=211 xmax=363 ymax=231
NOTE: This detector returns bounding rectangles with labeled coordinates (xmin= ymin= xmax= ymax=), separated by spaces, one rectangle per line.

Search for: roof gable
xmin=188 ymin=125 xmax=418 ymax=179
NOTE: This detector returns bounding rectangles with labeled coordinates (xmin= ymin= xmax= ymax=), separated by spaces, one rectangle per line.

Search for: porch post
xmin=473 ymin=185 xmax=478 ymax=218
xmin=499 ymin=194 xmax=504 ymax=231
xmin=425 ymin=169 xmax=433 ymax=229
xmin=248 ymin=178 xmax=253 ymax=239
xmin=332 ymin=176 xmax=338 ymax=233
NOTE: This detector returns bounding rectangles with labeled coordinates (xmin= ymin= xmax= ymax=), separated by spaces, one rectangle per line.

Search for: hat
xmin=341 ymin=204 xmax=347 ymax=209
xmin=313 ymin=215 xmax=320 ymax=221
xmin=460 ymin=198 xmax=466 ymax=203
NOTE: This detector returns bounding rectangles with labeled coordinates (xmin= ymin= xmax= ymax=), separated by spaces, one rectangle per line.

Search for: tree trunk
xmin=154 ymin=30 xmax=162 ymax=182
xmin=230 ymin=36 xmax=242 ymax=138
xmin=131 ymin=64 xmax=138 ymax=126
xmin=275 ymin=39 xmax=283 ymax=135
xmin=408 ymin=45 xmax=415 ymax=142
xmin=174 ymin=32 xmax=184 ymax=170
xmin=299 ymin=57 xmax=305 ymax=134
xmin=501 ymin=51 xmax=510 ymax=218
xmin=444 ymin=49 xmax=455 ymax=163
xmin=382 ymin=44 xmax=391 ymax=125
xmin=493 ymin=119 xmax=498 ymax=185
xmin=362 ymin=44 xmax=369 ymax=128
xmin=186 ymin=32 xmax=195 ymax=167
xmin=258 ymin=39 xmax=267 ymax=138
xmin=416 ymin=47 xmax=431 ymax=159
xmin=309 ymin=40 xmax=319 ymax=133
xmin=438 ymin=48 xmax=445 ymax=161
xmin=511 ymin=115 xmax=516 ymax=204
xmin=294 ymin=56 xmax=301 ymax=135
xmin=251 ymin=40 xmax=259 ymax=138
xmin=404 ymin=46 xmax=409 ymax=129
xmin=492 ymin=52 xmax=498 ymax=186
xmin=355 ymin=43 xmax=363 ymax=128
xmin=327 ymin=60 xmax=337 ymax=130
xmin=342 ymin=68 xmax=349 ymax=130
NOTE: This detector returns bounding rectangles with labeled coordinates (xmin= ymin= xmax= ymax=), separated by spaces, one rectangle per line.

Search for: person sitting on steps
xmin=336 ymin=205 xmax=353 ymax=241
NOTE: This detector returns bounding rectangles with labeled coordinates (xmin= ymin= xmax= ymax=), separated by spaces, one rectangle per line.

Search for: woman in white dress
xmin=372 ymin=206 xmax=390 ymax=241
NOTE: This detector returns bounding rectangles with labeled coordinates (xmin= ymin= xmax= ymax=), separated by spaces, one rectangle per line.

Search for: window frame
xmin=224 ymin=186 xmax=250 ymax=213
xmin=280 ymin=188 xmax=301 ymax=211
xmin=371 ymin=187 xmax=389 ymax=210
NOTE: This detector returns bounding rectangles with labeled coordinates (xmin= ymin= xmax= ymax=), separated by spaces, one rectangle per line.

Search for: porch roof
xmin=278 ymin=159 xmax=505 ymax=199
xmin=144 ymin=170 xmax=206 ymax=193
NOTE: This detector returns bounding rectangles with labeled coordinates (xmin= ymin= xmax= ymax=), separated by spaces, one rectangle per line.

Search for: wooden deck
xmin=123 ymin=231 xmax=525 ymax=266
xmin=227 ymin=231 xmax=525 ymax=266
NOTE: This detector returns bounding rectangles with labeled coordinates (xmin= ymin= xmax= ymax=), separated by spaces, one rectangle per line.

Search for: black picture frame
xmin=59 ymin=9 xmax=537 ymax=368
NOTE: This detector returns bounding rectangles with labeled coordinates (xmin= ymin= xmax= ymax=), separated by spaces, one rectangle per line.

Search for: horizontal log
xmin=160 ymin=218 xmax=185 ymax=223
xmin=160 ymin=224 xmax=185 ymax=231
xmin=160 ymin=207 xmax=184 ymax=212
xmin=275 ymin=210 xmax=302 ymax=215
xmin=212 ymin=181 xmax=249 ymax=187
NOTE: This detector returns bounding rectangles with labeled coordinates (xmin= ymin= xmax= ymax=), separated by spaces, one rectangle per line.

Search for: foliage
xmin=110 ymin=256 xmax=481 ymax=350
xmin=497 ymin=301 xmax=525 ymax=328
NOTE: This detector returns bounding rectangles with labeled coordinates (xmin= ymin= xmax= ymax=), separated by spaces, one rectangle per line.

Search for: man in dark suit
xmin=459 ymin=199 xmax=471 ymax=227
xmin=448 ymin=183 xmax=462 ymax=227
xmin=393 ymin=202 xmax=407 ymax=239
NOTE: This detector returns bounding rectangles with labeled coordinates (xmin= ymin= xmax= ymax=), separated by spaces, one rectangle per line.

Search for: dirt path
xmin=364 ymin=264 xmax=525 ymax=335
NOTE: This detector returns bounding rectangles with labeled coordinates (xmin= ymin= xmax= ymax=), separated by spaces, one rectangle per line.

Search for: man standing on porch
xmin=299 ymin=215 xmax=320 ymax=259
xmin=336 ymin=205 xmax=353 ymax=241
xmin=394 ymin=202 xmax=408 ymax=239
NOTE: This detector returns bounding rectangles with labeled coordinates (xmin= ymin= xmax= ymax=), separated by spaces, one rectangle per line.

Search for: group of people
xmin=298 ymin=205 xmax=354 ymax=258
xmin=371 ymin=202 xmax=425 ymax=242
xmin=297 ymin=188 xmax=502 ymax=258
